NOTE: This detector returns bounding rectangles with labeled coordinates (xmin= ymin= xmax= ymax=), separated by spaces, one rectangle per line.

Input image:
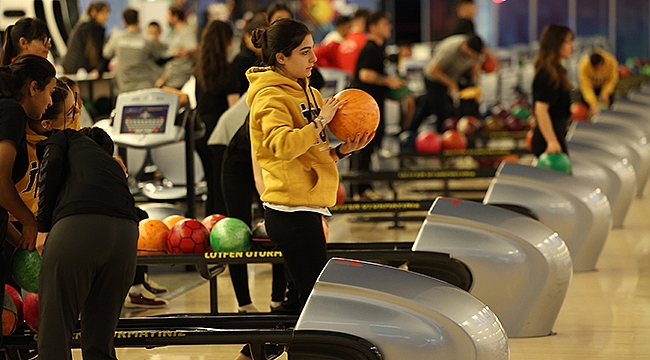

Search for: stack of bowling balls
xmin=3 ymin=284 xmax=38 ymax=335
xmin=624 ymin=57 xmax=650 ymax=76
xmin=137 ymin=214 xmax=252 ymax=255
xmin=485 ymin=97 xmax=534 ymax=133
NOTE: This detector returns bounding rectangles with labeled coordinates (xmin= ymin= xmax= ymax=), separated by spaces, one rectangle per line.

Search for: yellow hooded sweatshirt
xmin=246 ymin=67 xmax=338 ymax=207
xmin=578 ymin=49 xmax=619 ymax=108
xmin=9 ymin=126 xmax=47 ymax=221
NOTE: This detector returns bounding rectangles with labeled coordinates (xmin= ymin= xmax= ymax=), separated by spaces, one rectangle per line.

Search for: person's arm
xmin=600 ymin=56 xmax=619 ymax=103
xmin=534 ymin=101 xmax=562 ymax=154
xmin=0 ymin=141 xmax=37 ymax=250
xmin=155 ymin=71 xmax=169 ymax=88
xmin=5 ymin=221 xmax=20 ymax=247
xmin=227 ymin=93 xmax=240 ymax=107
xmin=36 ymin=141 xmax=66 ymax=233
xmin=428 ymin=62 xmax=459 ymax=95
xmin=357 ymin=68 xmax=404 ymax=89
xmin=251 ymin=142 xmax=265 ymax=196
xmin=102 ymin=32 xmax=117 ymax=60
xmin=328 ymin=131 xmax=375 ymax=161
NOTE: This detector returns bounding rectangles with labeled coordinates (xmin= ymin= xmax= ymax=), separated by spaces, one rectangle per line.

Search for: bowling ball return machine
xmin=484 ymin=162 xmax=612 ymax=272
xmin=1 ymin=258 xmax=510 ymax=360
xmin=107 ymin=89 xmax=203 ymax=218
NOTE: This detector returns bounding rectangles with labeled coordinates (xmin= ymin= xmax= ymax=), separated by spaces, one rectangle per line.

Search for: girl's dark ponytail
xmin=0 ymin=25 xmax=16 ymax=66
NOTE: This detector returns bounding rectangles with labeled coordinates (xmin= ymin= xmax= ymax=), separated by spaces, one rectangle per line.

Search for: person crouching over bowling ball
xmin=35 ymin=127 xmax=140 ymax=359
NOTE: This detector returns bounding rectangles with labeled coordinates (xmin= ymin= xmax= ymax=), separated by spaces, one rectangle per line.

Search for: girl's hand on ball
xmin=342 ymin=131 xmax=375 ymax=153
xmin=320 ymin=97 xmax=346 ymax=124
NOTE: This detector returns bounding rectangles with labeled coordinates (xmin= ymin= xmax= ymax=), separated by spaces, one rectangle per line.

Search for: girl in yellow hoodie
xmin=246 ymin=17 xmax=372 ymax=319
xmin=10 ymin=80 xmax=75 ymax=226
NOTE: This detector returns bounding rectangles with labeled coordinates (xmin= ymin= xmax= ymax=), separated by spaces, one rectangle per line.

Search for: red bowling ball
xmin=415 ymin=130 xmax=442 ymax=154
xmin=570 ymin=102 xmax=589 ymax=122
xmin=482 ymin=57 xmax=499 ymax=73
xmin=504 ymin=116 xmax=526 ymax=131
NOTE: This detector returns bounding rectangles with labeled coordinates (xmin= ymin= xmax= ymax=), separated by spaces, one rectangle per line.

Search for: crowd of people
xmin=0 ymin=0 xmax=621 ymax=358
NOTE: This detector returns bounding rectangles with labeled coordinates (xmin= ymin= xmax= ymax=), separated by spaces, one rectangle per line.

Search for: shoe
xmin=238 ymin=303 xmax=259 ymax=313
xmin=353 ymin=188 xmax=384 ymax=201
xmin=124 ymin=288 xmax=168 ymax=309
xmin=270 ymin=302 xmax=300 ymax=315
xmin=143 ymin=274 xmax=168 ymax=295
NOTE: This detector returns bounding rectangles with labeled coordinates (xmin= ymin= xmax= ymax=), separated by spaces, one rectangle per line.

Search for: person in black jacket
xmin=35 ymin=127 xmax=139 ymax=359
xmin=232 ymin=14 xmax=268 ymax=96
xmin=351 ymin=11 xmax=404 ymax=200
xmin=61 ymin=2 xmax=110 ymax=76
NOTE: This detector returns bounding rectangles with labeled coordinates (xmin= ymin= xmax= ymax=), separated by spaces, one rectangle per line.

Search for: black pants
xmin=222 ymin=151 xmax=286 ymax=306
xmin=195 ymin=142 xmax=227 ymax=216
xmin=408 ymin=79 xmax=453 ymax=134
xmin=353 ymin=103 xmax=385 ymax=196
xmin=264 ymin=209 xmax=328 ymax=308
xmin=38 ymin=214 xmax=137 ymax=360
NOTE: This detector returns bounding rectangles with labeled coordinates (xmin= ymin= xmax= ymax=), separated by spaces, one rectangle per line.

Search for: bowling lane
xmin=508 ymin=194 xmax=650 ymax=359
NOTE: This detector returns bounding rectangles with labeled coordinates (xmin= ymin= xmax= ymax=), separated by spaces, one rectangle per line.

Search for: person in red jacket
xmin=314 ymin=15 xmax=351 ymax=69
xmin=335 ymin=8 xmax=370 ymax=76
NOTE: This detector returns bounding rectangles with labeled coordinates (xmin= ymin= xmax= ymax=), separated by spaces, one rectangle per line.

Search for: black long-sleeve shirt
xmin=61 ymin=18 xmax=107 ymax=74
xmin=36 ymin=130 xmax=138 ymax=232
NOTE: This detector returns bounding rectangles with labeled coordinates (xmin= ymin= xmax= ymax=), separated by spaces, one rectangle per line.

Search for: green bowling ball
xmin=209 ymin=217 xmax=252 ymax=252
xmin=510 ymin=105 xmax=530 ymax=120
xmin=641 ymin=64 xmax=650 ymax=76
xmin=388 ymin=84 xmax=410 ymax=101
xmin=537 ymin=153 xmax=572 ymax=174
xmin=11 ymin=248 xmax=42 ymax=293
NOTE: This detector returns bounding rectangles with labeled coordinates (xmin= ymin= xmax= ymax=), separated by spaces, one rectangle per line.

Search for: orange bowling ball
xmin=441 ymin=130 xmax=468 ymax=150
xmin=162 ymin=215 xmax=185 ymax=229
xmin=329 ymin=89 xmax=380 ymax=140
xmin=336 ymin=183 xmax=346 ymax=206
xmin=138 ymin=219 xmax=170 ymax=255
xmin=482 ymin=57 xmax=499 ymax=73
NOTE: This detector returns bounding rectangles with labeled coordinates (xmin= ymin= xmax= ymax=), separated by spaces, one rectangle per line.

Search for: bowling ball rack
xmin=337 ymin=148 xmax=530 ymax=228
xmin=136 ymin=243 xmax=471 ymax=313
xmin=2 ymin=245 xmax=470 ymax=359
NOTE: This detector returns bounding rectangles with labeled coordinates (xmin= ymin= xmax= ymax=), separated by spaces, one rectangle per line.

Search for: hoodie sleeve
xmin=36 ymin=134 xmax=68 ymax=232
xmin=252 ymin=88 xmax=319 ymax=161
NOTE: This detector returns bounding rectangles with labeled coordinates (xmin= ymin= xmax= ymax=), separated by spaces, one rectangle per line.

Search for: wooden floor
xmin=73 ymin=183 xmax=650 ymax=359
